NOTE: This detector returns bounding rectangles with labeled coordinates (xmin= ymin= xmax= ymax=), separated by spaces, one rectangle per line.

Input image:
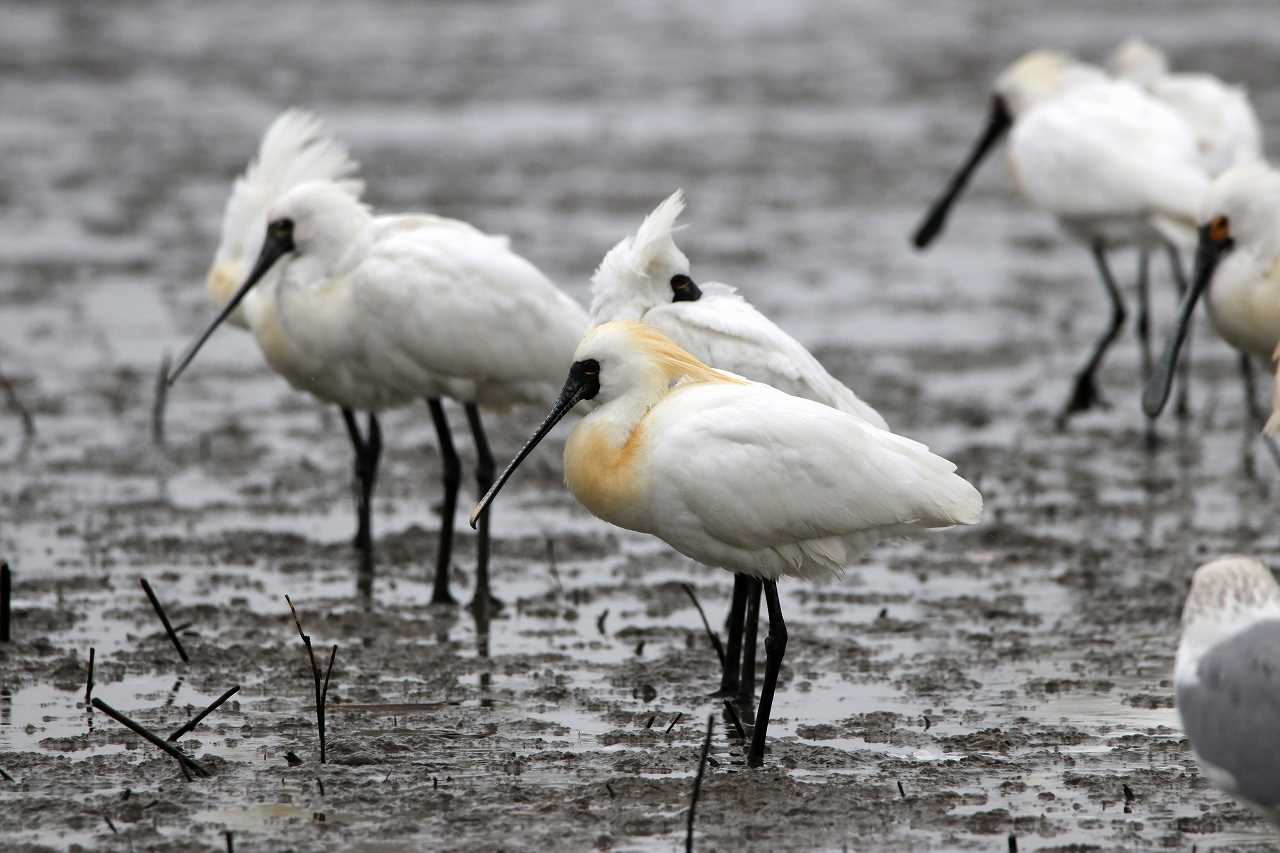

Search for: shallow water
xmin=3 ymin=0 xmax=1280 ymax=850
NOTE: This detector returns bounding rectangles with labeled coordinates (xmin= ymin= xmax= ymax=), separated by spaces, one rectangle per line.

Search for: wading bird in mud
xmin=589 ymin=189 xmax=887 ymax=697
xmin=171 ymin=179 xmax=589 ymax=611
xmin=1176 ymin=556 xmax=1280 ymax=824
xmin=470 ymin=322 xmax=982 ymax=766
xmin=1143 ymin=161 xmax=1280 ymax=471
xmin=913 ymin=49 xmax=1209 ymax=437
xmin=203 ymin=109 xmax=377 ymax=552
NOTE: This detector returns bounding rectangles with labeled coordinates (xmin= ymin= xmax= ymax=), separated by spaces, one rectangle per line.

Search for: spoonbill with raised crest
xmin=913 ymin=49 xmax=1209 ymax=433
xmin=170 ymin=179 xmax=589 ymax=610
xmin=590 ymin=189 xmax=887 ymax=696
xmin=470 ymin=321 xmax=982 ymax=766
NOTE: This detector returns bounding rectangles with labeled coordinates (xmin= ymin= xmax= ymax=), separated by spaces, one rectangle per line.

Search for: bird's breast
xmin=563 ymin=420 xmax=649 ymax=531
xmin=1207 ymin=258 xmax=1280 ymax=360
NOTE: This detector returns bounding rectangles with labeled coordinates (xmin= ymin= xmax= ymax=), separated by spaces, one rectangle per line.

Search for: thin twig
xmin=85 ymin=647 xmax=95 ymax=706
xmin=0 ymin=561 xmax=10 ymax=643
xmin=665 ymin=712 xmax=682 ymax=734
xmin=285 ymin=595 xmax=337 ymax=764
xmin=140 ymin=578 xmax=189 ymax=663
xmin=0 ymin=367 xmax=35 ymax=438
xmin=680 ymin=584 xmax=725 ymax=668
xmin=152 ymin=352 xmax=170 ymax=447
xmin=91 ymin=698 xmax=210 ymax=778
xmin=686 ymin=714 xmax=714 ymax=853
xmin=103 ymin=814 xmax=118 ymax=834
xmin=0 ymin=767 xmax=14 ymax=784
xmin=168 ymin=685 xmax=240 ymax=741
xmin=225 ymin=830 xmax=234 ymax=853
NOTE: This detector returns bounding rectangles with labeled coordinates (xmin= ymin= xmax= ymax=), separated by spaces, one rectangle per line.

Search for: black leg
xmin=737 ymin=578 xmax=761 ymax=710
xmin=717 ymin=575 xmax=748 ymax=696
xmin=465 ymin=402 xmax=500 ymax=615
xmin=747 ymin=581 xmax=788 ymax=768
xmin=342 ymin=408 xmax=368 ymax=550
xmin=1134 ymin=250 xmax=1158 ymax=450
xmin=1166 ymin=243 xmax=1193 ymax=420
xmin=1056 ymin=240 xmax=1126 ymax=430
xmin=427 ymin=399 xmax=460 ymax=605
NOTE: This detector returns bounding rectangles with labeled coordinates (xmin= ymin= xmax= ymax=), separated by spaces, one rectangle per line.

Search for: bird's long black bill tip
xmin=911 ymin=95 xmax=1011 ymax=251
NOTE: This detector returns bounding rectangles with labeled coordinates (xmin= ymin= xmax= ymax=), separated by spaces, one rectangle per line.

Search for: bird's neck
xmin=564 ymin=396 xmax=655 ymax=528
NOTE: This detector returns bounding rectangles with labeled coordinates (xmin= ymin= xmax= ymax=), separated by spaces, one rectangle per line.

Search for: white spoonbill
xmin=590 ymin=189 xmax=887 ymax=697
xmin=1143 ymin=161 xmax=1280 ymax=469
xmin=470 ymin=322 xmax=982 ymax=766
xmin=203 ymin=110 xmax=381 ymax=552
xmin=913 ymin=49 xmax=1209 ymax=431
xmin=1176 ymin=556 xmax=1280 ymax=824
xmin=170 ymin=180 xmax=589 ymax=610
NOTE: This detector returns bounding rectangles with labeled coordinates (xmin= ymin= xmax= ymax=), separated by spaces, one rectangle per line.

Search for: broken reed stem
xmin=168 ymin=685 xmax=240 ymax=741
xmin=140 ymin=578 xmax=189 ymax=663
xmin=86 ymin=647 xmax=95 ymax=706
xmin=665 ymin=712 xmax=682 ymax=734
xmin=285 ymin=595 xmax=337 ymax=764
xmin=722 ymin=699 xmax=747 ymax=740
xmin=224 ymin=830 xmax=234 ymax=853
xmin=152 ymin=352 xmax=171 ymax=448
xmin=680 ymin=583 xmax=725 ymax=668
xmin=0 ymin=561 xmax=10 ymax=642
xmin=686 ymin=714 xmax=714 ymax=853
xmin=90 ymin=697 xmax=210 ymax=778
xmin=0 ymin=367 xmax=35 ymax=439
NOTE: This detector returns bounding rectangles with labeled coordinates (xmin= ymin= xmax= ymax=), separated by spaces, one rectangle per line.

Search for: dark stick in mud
xmin=722 ymin=699 xmax=747 ymax=740
xmin=0 ymin=561 xmax=9 ymax=642
xmin=0 ymin=366 xmax=35 ymax=439
xmin=91 ymin=697 xmax=210 ymax=778
xmin=85 ymin=647 xmax=95 ymax=706
xmin=665 ymin=712 xmax=683 ymax=734
xmin=285 ymin=595 xmax=338 ymax=764
xmin=152 ymin=352 xmax=171 ymax=447
xmin=168 ymin=685 xmax=240 ymax=741
xmin=0 ymin=767 xmax=14 ymax=784
xmin=140 ymin=578 xmax=189 ymax=663
xmin=680 ymin=583 xmax=725 ymax=667
xmin=686 ymin=713 xmax=714 ymax=853
xmin=225 ymin=830 xmax=234 ymax=853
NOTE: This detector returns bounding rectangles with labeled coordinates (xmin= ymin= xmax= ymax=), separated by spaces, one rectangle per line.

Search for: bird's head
xmin=994 ymin=49 xmax=1103 ymax=118
xmin=591 ymin=190 xmax=699 ymax=321
xmin=1182 ymin=556 xmax=1280 ymax=630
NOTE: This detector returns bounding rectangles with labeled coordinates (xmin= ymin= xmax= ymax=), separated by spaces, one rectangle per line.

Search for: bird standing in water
xmin=913 ymin=49 xmax=1208 ymax=434
xmin=172 ymin=179 xmax=589 ymax=610
xmin=471 ymin=322 xmax=982 ymax=765
xmin=589 ymin=190 xmax=887 ymax=698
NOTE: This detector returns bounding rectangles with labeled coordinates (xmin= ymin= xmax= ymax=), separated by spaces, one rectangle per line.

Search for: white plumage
xmin=207 ymin=109 xmax=364 ymax=330
xmin=1108 ymin=38 xmax=1263 ymax=178
xmin=590 ymin=190 xmax=887 ymax=429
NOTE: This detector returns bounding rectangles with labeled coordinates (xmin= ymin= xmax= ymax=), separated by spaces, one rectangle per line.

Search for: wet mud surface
xmin=3 ymin=1 xmax=1280 ymax=850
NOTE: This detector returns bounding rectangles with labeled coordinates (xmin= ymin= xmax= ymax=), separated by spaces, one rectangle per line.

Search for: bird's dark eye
xmin=671 ymin=274 xmax=691 ymax=290
xmin=1208 ymin=215 xmax=1230 ymax=243
xmin=269 ymin=217 xmax=294 ymax=237
xmin=578 ymin=358 xmax=599 ymax=376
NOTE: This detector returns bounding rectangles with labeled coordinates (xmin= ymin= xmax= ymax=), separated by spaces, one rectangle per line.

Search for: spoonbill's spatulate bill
xmin=913 ymin=49 xmax=1209 ymax=431
xmin=171 ymin=179 xmax=589 ymax=609
xmin=1176 ymin=556 xmax=1280 ymax=825
xmin=470 ymin=322 xmax=982 ymax=766
xmin=1142 ymin=162 xmax=1280 ymax=470
xmin=590 ymin=189 xmax=887 ymax=695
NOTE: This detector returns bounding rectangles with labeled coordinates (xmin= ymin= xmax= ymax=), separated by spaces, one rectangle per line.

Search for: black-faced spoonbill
xmin=470 ymin=322 xmax=982 ymax=766
xmin=1143 ymin=161 xmax=1280 ymax=470
xmin=590 ymin=189 xmax=888 ymax=696
xmin=913 ymin=49 xmax=1209 ymax=433
xmin=202 ymin=110 xmax=380 ymax=550
xmin=171 ymin=180 xmax=589 ymax=610
xmin=1176 ymin=556 xmax=1280 ymax=824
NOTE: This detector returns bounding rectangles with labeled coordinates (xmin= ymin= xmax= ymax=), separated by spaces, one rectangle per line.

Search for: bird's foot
xmin=1054 ymin=375 xmax=1109 ymax=430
